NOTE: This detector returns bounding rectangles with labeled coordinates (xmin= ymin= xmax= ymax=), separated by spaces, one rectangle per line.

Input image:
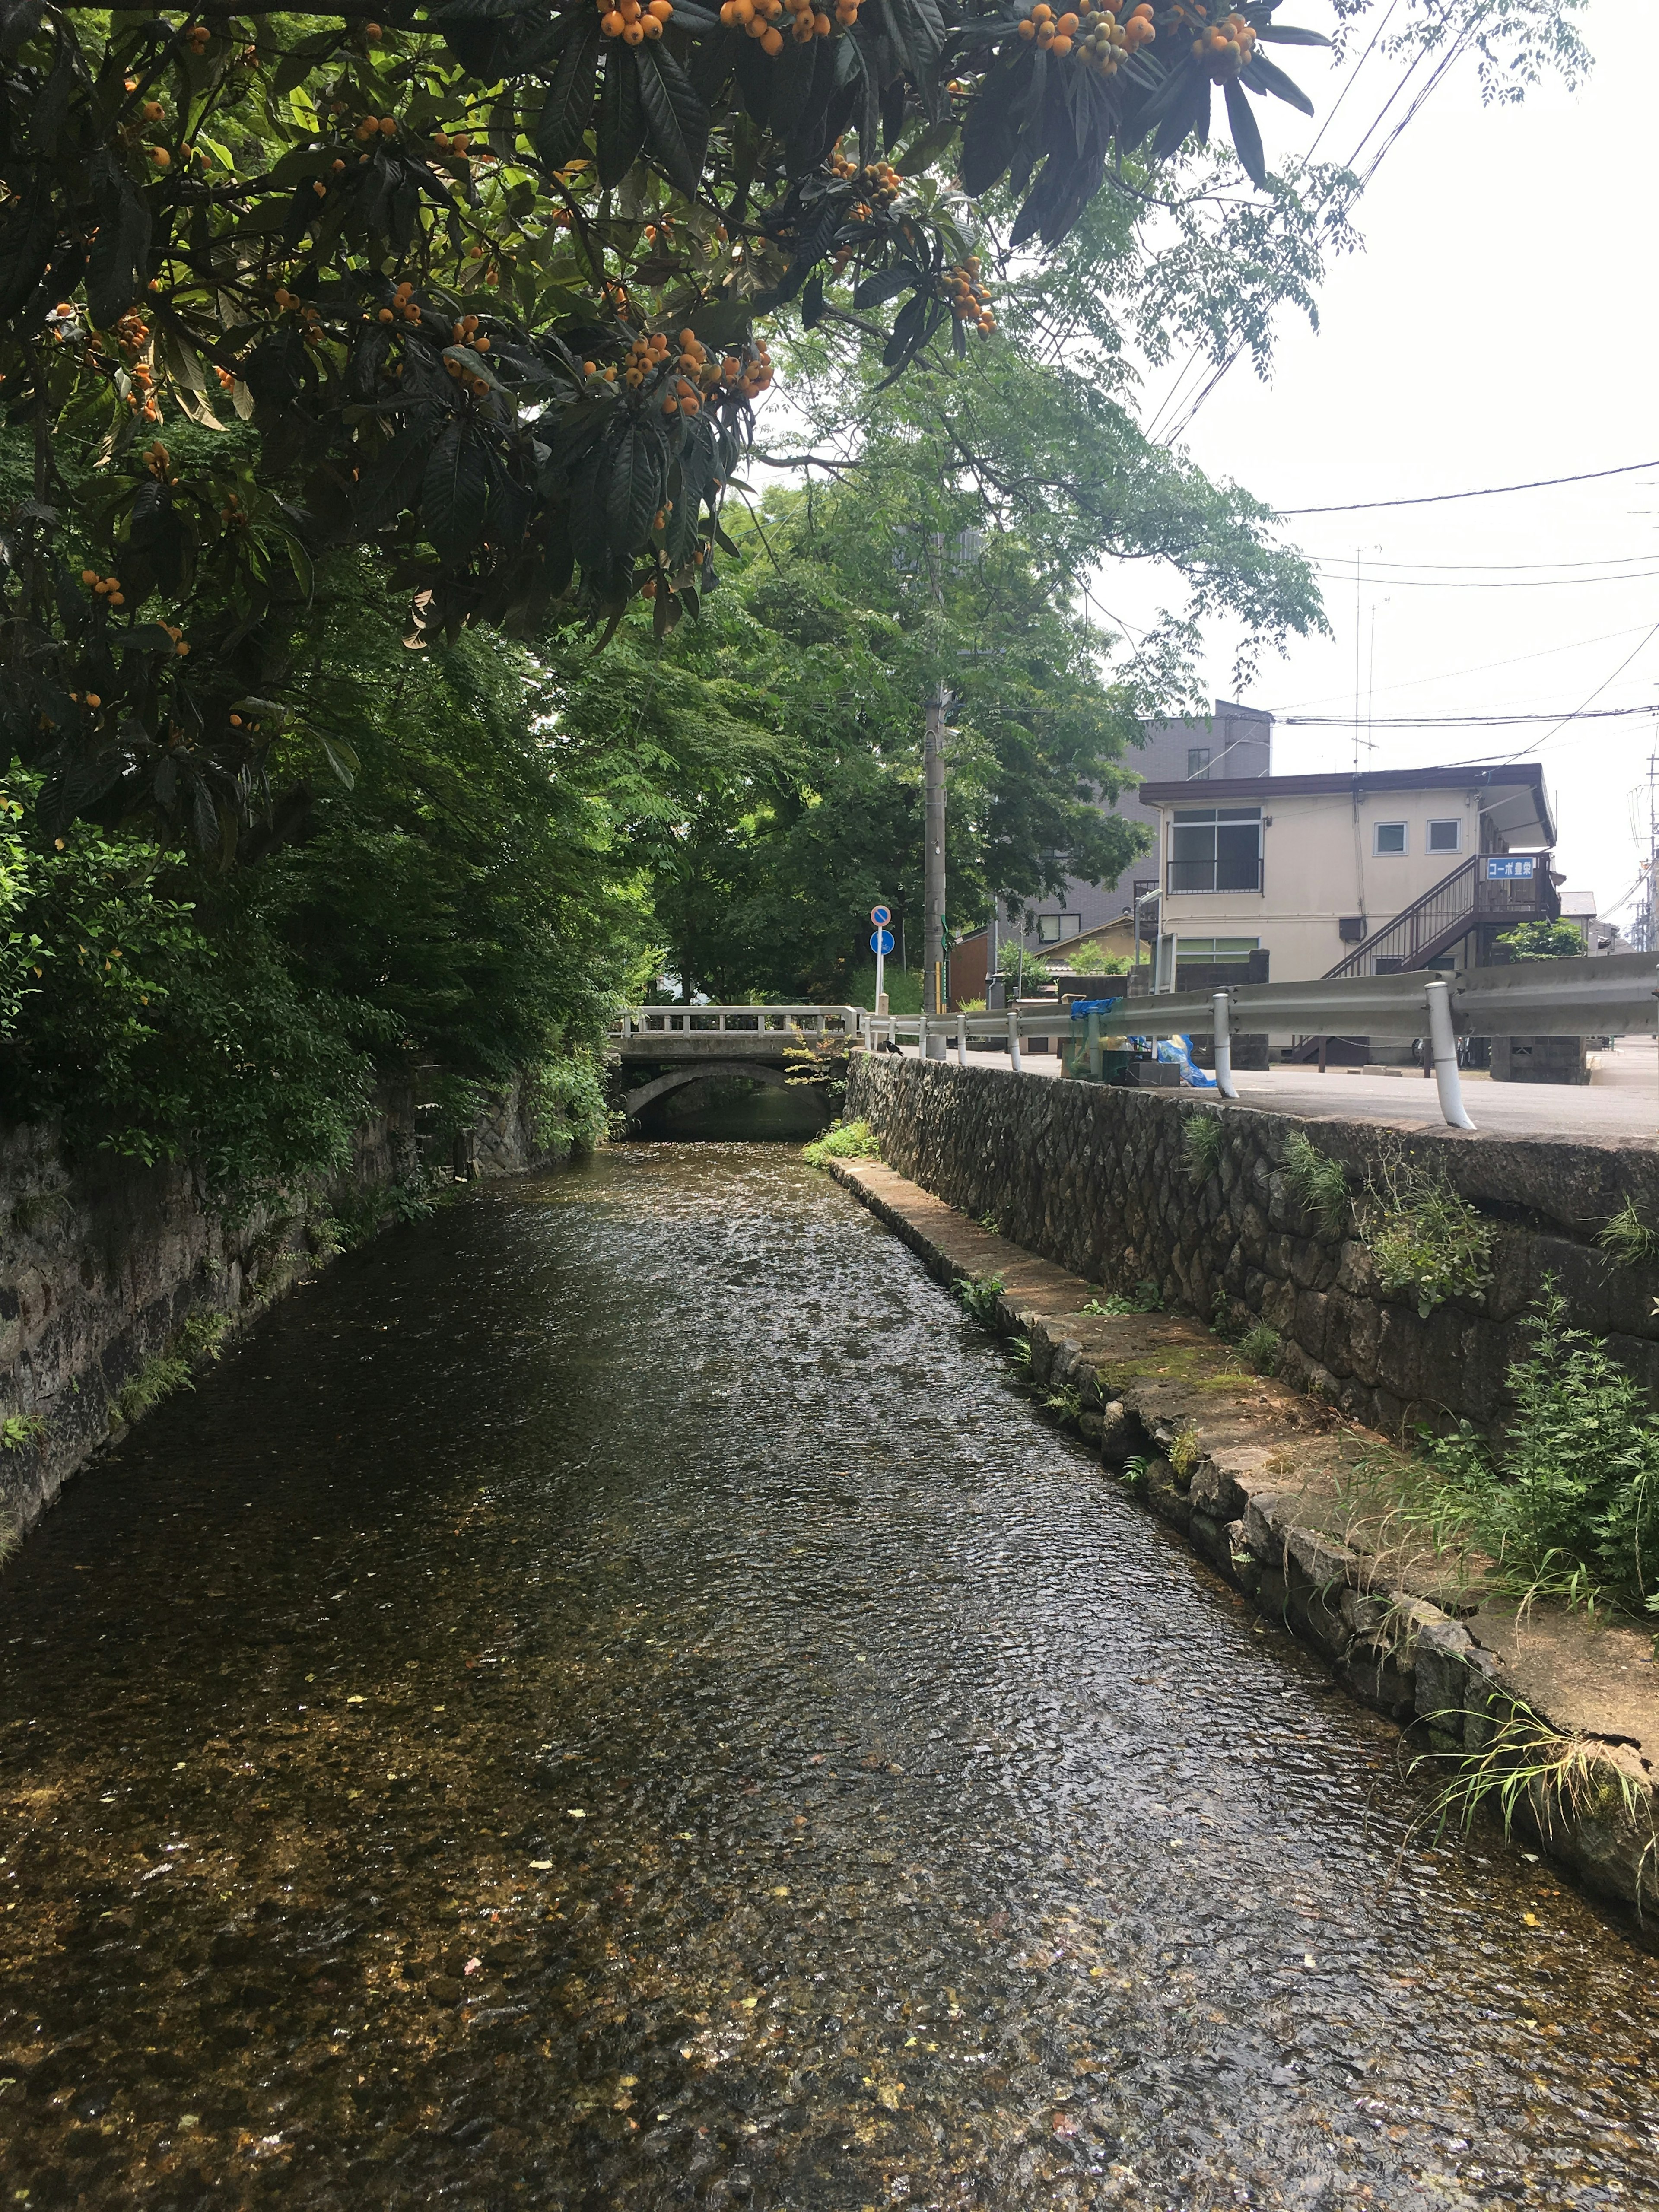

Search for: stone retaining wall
xmin=845 ymin=1056 xmax=1659 ymax=1438
xmin=0 ymin=1075 xmax=553 ymax=1546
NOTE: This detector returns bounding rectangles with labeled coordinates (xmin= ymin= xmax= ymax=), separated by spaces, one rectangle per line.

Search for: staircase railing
xmin=1324 ymin=857 xmax=1478 ymax=980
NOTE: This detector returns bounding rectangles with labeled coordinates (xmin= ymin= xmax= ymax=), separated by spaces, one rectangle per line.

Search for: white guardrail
xmin=615 ymin=954 xmax=1659 ymax=1132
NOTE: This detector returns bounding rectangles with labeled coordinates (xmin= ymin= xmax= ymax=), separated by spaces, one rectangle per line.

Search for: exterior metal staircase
xmin=1285 ymin=851 xmax=1558 ymax=1063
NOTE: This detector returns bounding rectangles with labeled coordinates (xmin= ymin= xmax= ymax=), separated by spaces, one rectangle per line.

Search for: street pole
xmin=924 ymin=682 xmax=948 ymax=1059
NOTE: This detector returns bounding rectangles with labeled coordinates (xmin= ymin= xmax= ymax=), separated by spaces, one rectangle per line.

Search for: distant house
xmin=1136 ymin=761 xmax=1560 ymax=989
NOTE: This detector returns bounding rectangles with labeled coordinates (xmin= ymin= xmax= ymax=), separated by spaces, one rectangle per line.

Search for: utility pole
xmin=924 ymin=682 xmax=949 ymax=1058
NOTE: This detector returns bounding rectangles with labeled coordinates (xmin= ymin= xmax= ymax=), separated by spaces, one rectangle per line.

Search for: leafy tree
xmin=0 ymin=557 xmax=648 ymax=1203
xmin=1496 ymin=918 xmax=1586 ymax=962
xmin=0 ymin=0 xmax=1583 ymax=863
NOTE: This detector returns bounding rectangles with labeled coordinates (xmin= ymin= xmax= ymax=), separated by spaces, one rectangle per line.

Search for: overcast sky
xmin=1105 ymin=0 xmax=1653 ymax=919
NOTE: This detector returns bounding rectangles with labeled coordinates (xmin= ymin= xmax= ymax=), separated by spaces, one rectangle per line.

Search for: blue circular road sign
xmin=870 ymin=904 xmax=892 ymax=928
xmin=870 ymin=928 xmax=896 ymax=956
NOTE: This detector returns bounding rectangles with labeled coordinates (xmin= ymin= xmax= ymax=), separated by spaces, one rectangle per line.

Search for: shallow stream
xmin=2 ymin=1145 xmax=1656 ymax=2209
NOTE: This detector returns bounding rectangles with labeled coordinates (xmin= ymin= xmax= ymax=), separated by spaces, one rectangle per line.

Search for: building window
xmin=1187 ymin=746 xmax=1211 ymax=780
xmin=1427 ymin=818 xmax=1462 ymax=855
xmin=1175 ymin=938 xmax=1259 ymax=963
xmin=1036 ymin=913 xmax=1081 ymax=944
xmin=1373 ymin=821 xmax=1408 ymax=856
xmin=1168 ymin=807 xmax=1262 ymax=895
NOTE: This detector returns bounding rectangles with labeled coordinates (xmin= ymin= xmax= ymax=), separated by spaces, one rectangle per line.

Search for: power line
xmin=1275 ymin=459 xmax=1659 ymax=518
xmin=1304 ymin=562 xmax=1659 ymax=591
xmin=1302 ymin=549 xmax=1659 ymax=574
xmin=1276 ymin=703 xmax=1658 ymax=729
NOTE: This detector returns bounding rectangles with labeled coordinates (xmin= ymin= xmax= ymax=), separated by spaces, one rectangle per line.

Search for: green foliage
xmin=1 ymin=567 xmax=640 ymax=1209
xmin=1363 ymin=1156 xmax=1494 ymax=1320
xmin=955 ymin=1272 xmax=1005 ymax=1324
xmin=1598 ymin=1198 xmax=1658 ymax=1271
xmin=0 ymin=1414 xmax=46 ymax=1452
xmin=1181 ymin=1109 xmax=1222 ymax=1188
xmin=1119 ymin=1452 xmax=1150 ymax=1491
xmin=1418 ymin=1287 xmax=1659 ymax=1617
xmin=1042 ymin=1382 xmax=1083 ymax=1424
xmin=1081 ymin=1280 xmax=1162 ymax=1316
xmin=1168 ymin=1425 xmax=1201 ymax=1478
xmin=801 ymin=1117 xmax=882 ymax=1169
xmin=1282 ymin=1130 xmax=1348 ymax=1239
xmin=528 ymin=1051 xmax=611 ymax=1158
xmin=1496 ymin=918 xmax=1586 ymax=961
xmin=1237 ymin=1322 xmax=1280 ymax=1376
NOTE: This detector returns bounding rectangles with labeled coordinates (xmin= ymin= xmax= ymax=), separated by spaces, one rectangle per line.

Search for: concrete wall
xmin=845 ymin=1055 xmax=1659 ymax=1437
xmin=0 ymin=1077 xmax=552 ymax=1547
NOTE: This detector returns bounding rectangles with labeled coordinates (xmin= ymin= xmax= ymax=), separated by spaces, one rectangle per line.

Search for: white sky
xmin=1106 ymin=0 xmax=1657 ymax=922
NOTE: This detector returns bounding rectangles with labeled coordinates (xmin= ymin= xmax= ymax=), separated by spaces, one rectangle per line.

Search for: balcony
xmin=1166 ymin=858 xmax=1265 ymax=896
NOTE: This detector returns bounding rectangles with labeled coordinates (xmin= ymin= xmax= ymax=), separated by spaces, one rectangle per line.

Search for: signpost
xmin=870 ymin=906 xmax=893 ymax=1015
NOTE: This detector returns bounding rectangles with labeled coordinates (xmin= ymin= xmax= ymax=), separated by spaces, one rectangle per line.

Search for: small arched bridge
xmin=610 ymin=1005 xmax=864 ymax=1120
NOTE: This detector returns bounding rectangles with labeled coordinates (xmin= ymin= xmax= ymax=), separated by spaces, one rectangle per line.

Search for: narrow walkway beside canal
xmin=2 ymin=1146 xmax=1655 ymax=2210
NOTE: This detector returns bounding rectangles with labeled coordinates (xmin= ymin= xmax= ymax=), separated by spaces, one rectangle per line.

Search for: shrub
xmin=1363 ymin=1156 xmax=1493 ymax=1319
xmin=1421 ymin=1284 xmax=1659 ymax=1615
xmin=528 ymin=1051 xmax=611 ymax=1158
xmin=802 ymin=1119 xmax=883 ymax=1169
xmin=1282 ymin=1131 xmax=1349 ymax=1239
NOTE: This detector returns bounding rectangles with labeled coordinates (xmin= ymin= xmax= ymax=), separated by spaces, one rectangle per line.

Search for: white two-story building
xmin=1135 ymin=761 xmax=1560 ymax=988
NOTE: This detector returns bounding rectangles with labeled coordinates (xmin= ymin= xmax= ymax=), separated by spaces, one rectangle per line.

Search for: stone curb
xmin=828 ymin=1155 xmax=1659 ymax=1923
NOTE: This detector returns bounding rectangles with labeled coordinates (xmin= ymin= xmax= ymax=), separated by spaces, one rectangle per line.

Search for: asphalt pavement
xmin=894 ymin=1036 xmax=1659 ymax=1144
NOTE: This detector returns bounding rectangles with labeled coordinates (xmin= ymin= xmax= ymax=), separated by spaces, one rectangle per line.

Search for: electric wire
xmin=1276 ymin=458 xmax=1659 ymax=518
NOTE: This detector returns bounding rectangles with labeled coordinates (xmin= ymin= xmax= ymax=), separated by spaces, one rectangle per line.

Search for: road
xmin=898 ymin=1036 xmax=1659 ymax=1142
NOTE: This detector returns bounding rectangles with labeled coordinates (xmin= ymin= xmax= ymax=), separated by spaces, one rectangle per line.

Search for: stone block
xmin=1243 ymin=1492 xmax=1284 ymax=1557
xmin=1284 ymin=1525 xmax=1359 ymax=1589
xmin=1257 ymin=1565 xmax=1290 ymax=1618
xmin=1285 ymin=1565 xmax=1352 ymax=1659
xmin=1339 ymin=1636 xmax=1417 ymax=1721
xmin=1293 ymin=1287 xmax=1330 ymax=1366
xmin=1188 ymin=1455 xmax=1246 ymax=1524
xmin=1411 ymin=1616 xmax=1475 ymax=1729
xmin=1097 ymin=1400 xmax=1135 ymax=1466
xmin=1144 ymin=1457 xmax=1191 ymax=1533
xmin=1189 ymin=1509 xmax=1233 ymax=1576
xmin=1078 ymin=1410 xmax=1103 ymax=1446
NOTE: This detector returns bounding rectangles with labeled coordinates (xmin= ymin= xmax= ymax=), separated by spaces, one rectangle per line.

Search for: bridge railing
xmin=614 ymin=1005 xmax=864 ymax=1038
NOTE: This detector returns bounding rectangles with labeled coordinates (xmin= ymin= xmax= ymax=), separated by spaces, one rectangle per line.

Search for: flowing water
xmin=1 ymin=1145 xmax=1656 ymax=2212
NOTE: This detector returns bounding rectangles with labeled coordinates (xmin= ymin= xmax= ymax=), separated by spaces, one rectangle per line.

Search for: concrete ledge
xmin=829 ymin=1154 xmax=1659 ymax=1923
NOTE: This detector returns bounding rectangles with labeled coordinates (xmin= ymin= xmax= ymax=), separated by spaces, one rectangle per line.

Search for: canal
xmin=1 ymin=1145 xmax=1656 ymax=2209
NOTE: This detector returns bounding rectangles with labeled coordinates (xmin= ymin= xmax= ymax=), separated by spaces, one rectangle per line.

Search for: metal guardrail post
xmin=956 ymin=1011 xmax=968 ymax=1067
xmin=1086 ymin=1007 xmax=1103 ymax=1081
xmin=917 ymin=1012 xmax=927 ymax=1060
xmin=1424 ymin=978 xmax=1475 ymax=1131
xmin=1007 ymin=1008 xmax=1022 ymax=1072
xmin=1212 ymin=991 xmax=1238 ymax=1101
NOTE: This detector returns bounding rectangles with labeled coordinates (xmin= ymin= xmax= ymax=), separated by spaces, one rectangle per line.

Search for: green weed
xmin=1283 ymin=1131 xmax=1349 ymax=1240
xmin=1182 ymin=1112 xmax=1223 ymax=1188
xmin=1080 ymin=1280 xmax=1163 ymax=1317
xmin=0 ymin=1415 xmax=45 ymax=1452
xmin=1237 ymin=1323 xmax=1281 ymax=1377
xmin=1599 ymin=1198 xmax=1658 ymax=1271
xmin=1169 ymin=1425 xmax=1201 ymax=1478
xmin=1362 ymin=1155 xmax=1493 ymax=1319
xmin=801 ymin=1119 xmax=883 ymax=1170
xmin=1119 ymin=1453 xmax=1150 ymax=1491
xmin=1042 ymin=1384 xmax=1083 ymax=1424
xmin=955 ymin=1273 xmax=1005 ymax=1325
xmin=1413 ymin=1698 xmax=1657 ymax=1894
